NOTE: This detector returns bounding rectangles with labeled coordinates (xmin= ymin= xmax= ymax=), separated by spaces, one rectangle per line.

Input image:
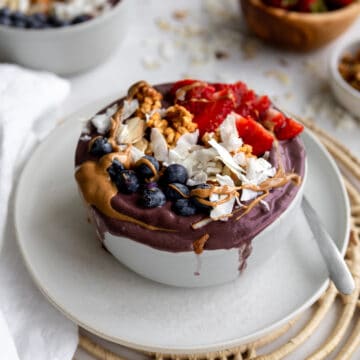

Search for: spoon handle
xmin=302 ymin=196 xmax=355 ymax=295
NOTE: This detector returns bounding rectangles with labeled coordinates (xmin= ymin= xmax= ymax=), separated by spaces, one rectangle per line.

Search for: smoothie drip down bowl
xmin=75 ymin=80 xmax=306 ymax=287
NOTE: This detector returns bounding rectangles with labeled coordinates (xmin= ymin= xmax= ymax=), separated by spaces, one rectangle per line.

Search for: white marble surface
xmin=55 ymin=0 xmax=360 ymax=358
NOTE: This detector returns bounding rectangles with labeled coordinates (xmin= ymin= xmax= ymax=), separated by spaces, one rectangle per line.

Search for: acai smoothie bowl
xmin=75 ymin=79 xmax=306 ymax=287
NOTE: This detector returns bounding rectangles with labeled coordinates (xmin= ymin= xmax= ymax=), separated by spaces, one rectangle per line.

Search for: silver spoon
xmin=302 ymin=196 xmax=355 ymax=295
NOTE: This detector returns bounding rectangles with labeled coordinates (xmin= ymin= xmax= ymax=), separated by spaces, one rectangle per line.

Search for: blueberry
xmin=139 ymin=188 xmax=166 ymax=208
xmin=164 ymin=183 xmax=190 ymax=201
xmin=135 ymin=156 xmax=159 ymax=180
xmin=107 ymin=159 xmax=125 ymax=182
xmin=0 ymin=16 xmax=12 ymax=26
xmin=172 ymin=198 xmax=198 ymax=217
xmin=13 ymin=19 xmax=27 ymax=28
xmin=161 ymin=164 xmax=188 ymax=184
xmin=47 ymin=15 xmax=70 ymax=27
xmin=89 ymin=137 xmax=113 ymax=157
xmin=27 ymin=13 xmax=47 ymax=28
xmin=114 ymin=170 xmax=139 ymax=194
xmin=71 ymin=14 xmax=92 ymax=25
xmin=11 ymin=11 xmax=26 ymax=21
xmin=191 ymin=183 xmax=213 ymax=211
xmin=0 ymin=8 xmax=11 ymax=18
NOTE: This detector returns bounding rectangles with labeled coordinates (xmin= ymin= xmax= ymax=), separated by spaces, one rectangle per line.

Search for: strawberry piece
xmin=275 ymin=117 xmax=304 ymax=140
xmin=170 ymin=79 xmax=215 ymax=101
xmin=261 ymin=108 xmax=286 ymax=132
xmin=188 ymin=98 xmax=234 ymax=136
xmin=235 ymin=115 xmax=274 ymax=156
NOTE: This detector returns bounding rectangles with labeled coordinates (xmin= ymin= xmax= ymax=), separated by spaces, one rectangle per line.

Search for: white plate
xmin=15 ymin=105 xmax=350 ymax=354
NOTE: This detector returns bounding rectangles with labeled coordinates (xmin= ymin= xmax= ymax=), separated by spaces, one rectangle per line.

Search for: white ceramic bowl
xmin=329 ymin=38 xmax=360 ymax=119
xmin=0 ymin=0 xmax=128 ymax=75
xmin=98 ymin=162 xmax=307 ymax=288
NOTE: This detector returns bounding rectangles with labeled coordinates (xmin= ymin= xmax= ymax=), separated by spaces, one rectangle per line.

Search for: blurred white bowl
xmin=329 ymin=38 xmax=360 ymax=119
xmin=0 ymin=0 xmax=128 ymax=75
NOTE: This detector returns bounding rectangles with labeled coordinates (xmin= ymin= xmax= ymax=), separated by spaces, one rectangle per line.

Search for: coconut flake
xmin=219 ymin=113 xmax=243 ymax=152
xmin=91 ymin=104 xmax=118 ymax=134
xmin=80 ymin=134 xmax=91 ymax=141
xmin=210 ymin=174 xmax=236 ymax=221
xmin=121 ymin=99 xmax=139 ymax=121
xmin=208 ymin=139 xmax=247 ymax=181
xmin=151 ymin=128 xmax=169 ymax=162
xmin=130 ymin=146 xmax=145 ymax=164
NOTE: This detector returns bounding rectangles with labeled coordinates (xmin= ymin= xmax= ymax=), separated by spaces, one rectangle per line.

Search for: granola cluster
xmin=338 ymin=50 xmax=360 ymax=92
xmin=128 ymin=81 xmax=163 ymax=118
xmin=129 ymin=82 xmax=198 ymax=147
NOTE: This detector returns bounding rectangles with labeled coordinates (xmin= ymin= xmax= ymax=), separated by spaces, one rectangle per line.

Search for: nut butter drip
xmin=76 ymin=102 xmax=174 ymax=233
xmin=193 ymin=234 xmax=210 ymax=255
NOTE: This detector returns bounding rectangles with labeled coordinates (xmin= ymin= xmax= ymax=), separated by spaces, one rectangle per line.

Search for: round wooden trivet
xmin=78 ymin=118 xmax=360 ymax=360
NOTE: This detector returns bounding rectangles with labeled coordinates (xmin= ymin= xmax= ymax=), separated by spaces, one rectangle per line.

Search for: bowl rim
xmin=244 ymin=0 xmax=360 ymax=21
xmin=0 ymin=0 xmax=124 ymax=34
xmin=330 ymin=37 xmax=360 ymax=100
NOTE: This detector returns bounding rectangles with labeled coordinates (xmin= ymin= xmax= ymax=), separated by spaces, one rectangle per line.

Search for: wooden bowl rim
xmin=243 ymin=0 xmax=360 ymax=22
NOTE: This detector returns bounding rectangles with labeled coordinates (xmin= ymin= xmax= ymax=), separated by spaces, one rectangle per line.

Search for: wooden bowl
xmin=240 ymin=0 xmax=360 ymax=51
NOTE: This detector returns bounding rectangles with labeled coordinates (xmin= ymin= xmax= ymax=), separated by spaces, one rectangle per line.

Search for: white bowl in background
xmin=329 ymin=38 xmax=360 ymax=119
xmin=0 ymin=0 xmax=128 ymax=75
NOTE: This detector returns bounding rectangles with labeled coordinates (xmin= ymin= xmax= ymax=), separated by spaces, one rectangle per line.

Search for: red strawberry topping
xmin=170 ymin=79 xmax=304 ymax=155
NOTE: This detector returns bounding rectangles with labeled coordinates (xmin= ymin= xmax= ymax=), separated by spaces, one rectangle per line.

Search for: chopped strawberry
xmin=261 ymin=108 xmax=286 ymax=132
xmin=297 ymin=0 xmax=327 ymax=12
xmin=235 ymin=115 xmax=274 ymax=156
xmin=170 ymin=79 xmax=215 ymax=101
xmin=275 ymin=117 xmax=304 ymax=140
xmin=188 ymin=98 xmax=234 ymax=136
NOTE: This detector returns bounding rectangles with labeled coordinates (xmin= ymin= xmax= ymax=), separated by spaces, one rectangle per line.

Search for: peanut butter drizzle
xmin=75 ymin=153 xmax=172 ymax=232
xmin=76 ymin=102 xmax=175 ymax=233
xmin=168 ymin=184 xmax=190 ymax=198
xmin=193 ymin=234 xmax=210 ymax=254
xmin=135 ymin=157 xmax=159 ymax=182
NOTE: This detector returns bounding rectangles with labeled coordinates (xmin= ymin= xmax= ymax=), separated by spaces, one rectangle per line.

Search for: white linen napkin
xmin=0 ymin=65 xmax=78 ymax=360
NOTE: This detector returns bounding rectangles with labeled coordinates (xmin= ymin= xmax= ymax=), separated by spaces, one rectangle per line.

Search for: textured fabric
xmin=0 ymin=64 xmax=78 ymax=360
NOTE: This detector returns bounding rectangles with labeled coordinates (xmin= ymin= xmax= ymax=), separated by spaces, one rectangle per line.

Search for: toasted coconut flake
xmin=210 ymin=175 xmax=236 ymax=221
xmin=208 ymin=139 xmax=247 ymax=181
xmin=121 ymin=99 xmax=139 ymax=121
xmin=91 ymin=104 xmax=118 ymax=134
xmin=130 ymin=146 xmax=145 ymax=164
xmin=151 ymin=128 xmax=169 ymax=162
xmin=192 ymin=217 xmax=213 ymax=230
xmin=117 ymin=117 xmax=145 ymax=145
xmin=219 ymin=113 xmax=243 ymax=152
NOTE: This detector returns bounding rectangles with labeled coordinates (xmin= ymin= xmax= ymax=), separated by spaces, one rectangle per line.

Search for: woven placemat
xmin=78 ymin=118 xmax=360 ymax=360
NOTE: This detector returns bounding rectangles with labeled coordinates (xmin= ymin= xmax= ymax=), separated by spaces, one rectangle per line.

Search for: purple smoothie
xmin=75 ymin=83 xmax=306 ymax=254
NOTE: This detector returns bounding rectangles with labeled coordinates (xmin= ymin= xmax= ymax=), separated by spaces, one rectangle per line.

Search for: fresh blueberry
xmin=107 ymin=159 xmax=125 ymax=182
xmin=172 ymin=198 xmax=198 ymax=217
xmin=163 ymin=183 xmax=190 ymax=201
xmin=161 ymin=164 xmax=188 ymax=185
xmin=0 ymin=8 xmax=11 ymax=18
xmin=89 ymin=137 xmax=113 ymax=157
xmin=139 ymin=188 xmax=166 ymax=208
xmin=71 ymin=14 xmax=92 ymax=25
xmin=27 ymin=13 xmax=47 ymax=28
xmin=0 ymin=16 xmax=12 ymax=26
xmin=47 ymin=15 xmax=70 ymax=27
xmin=11 ymin=11 xmax=25 ymax=21
xmin=12 ymin=19 xmax=27 ymax=28
xmin=114 ymin=170 xmax=139 ymax=194
xmin=191 ymin=183 xmax=213 ymax=211
xmin=135 ymin=155 xmax=159 ymax=180
xmin=143 ymin=182 xmax=158 ymax=190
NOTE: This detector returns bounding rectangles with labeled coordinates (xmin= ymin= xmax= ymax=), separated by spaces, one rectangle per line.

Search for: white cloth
xmin=0 ymin=65 xmax=78 ymax=360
